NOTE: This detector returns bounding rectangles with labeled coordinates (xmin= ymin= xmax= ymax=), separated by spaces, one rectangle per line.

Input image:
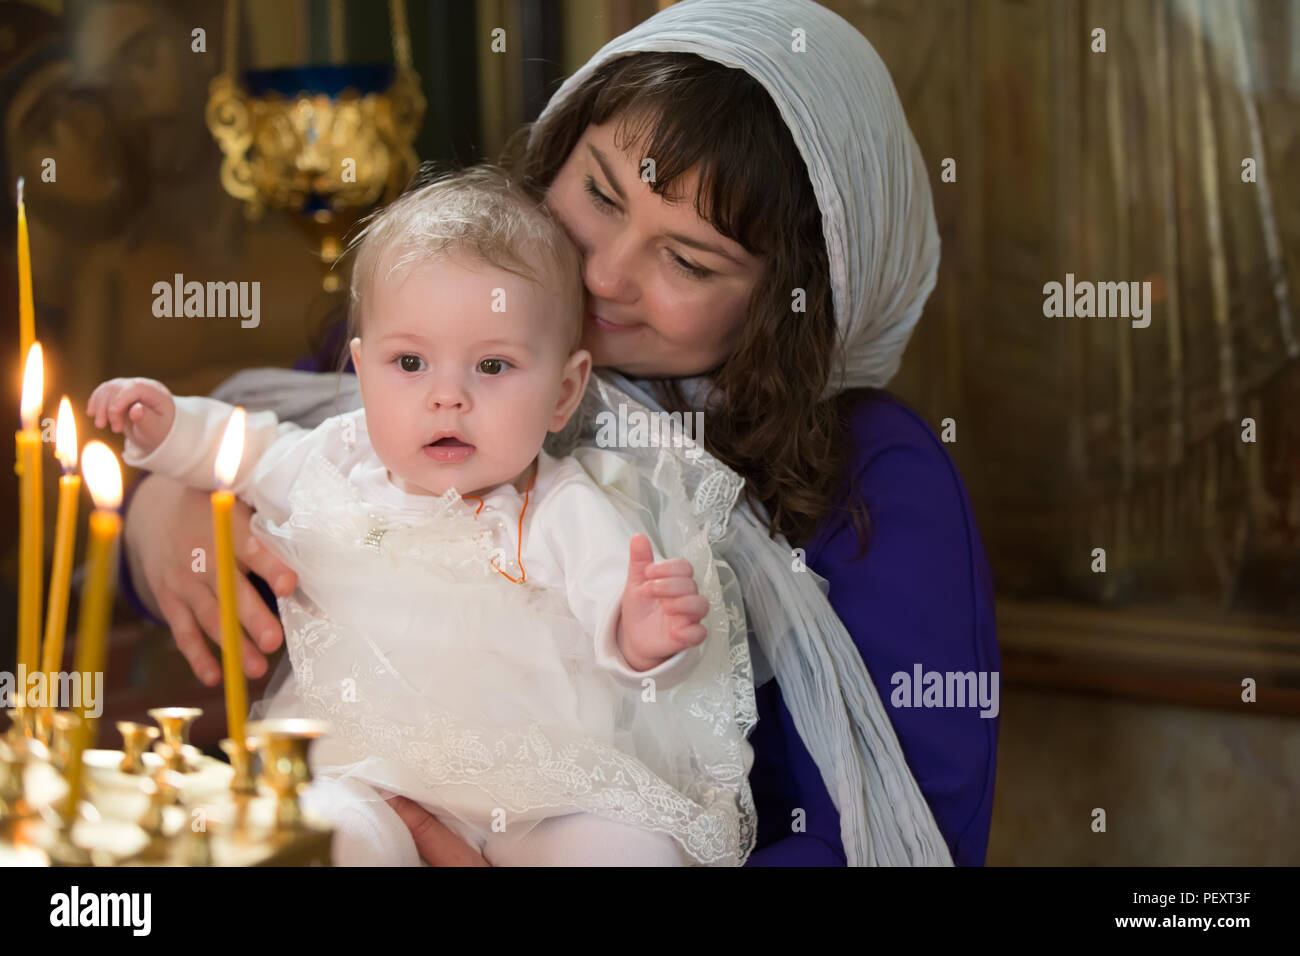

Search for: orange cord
xmin=461 ymin=466 xmax=537 ymax=585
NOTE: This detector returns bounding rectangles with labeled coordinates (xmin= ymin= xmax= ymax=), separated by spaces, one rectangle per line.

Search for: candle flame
xmin=55 ymin=396 xmax=78 ymax=470
xmin=16 ymin=175 xmax=24 ymax=205
xmin=20 ymin=341 xmax=42 ymax=430
xmin=81 ymin=441 xmax=122 ymax=510
xmin=214 ymin=407 xmax=246 ymax=488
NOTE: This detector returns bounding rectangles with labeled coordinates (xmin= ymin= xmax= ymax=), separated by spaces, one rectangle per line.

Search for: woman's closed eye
xmin=584 ymin=174 xmax=712 ymax=281
xmin=583 ymin=174 xmax=617 ymax=212
xmin=666 ymin=249 xmax=711 ymax=280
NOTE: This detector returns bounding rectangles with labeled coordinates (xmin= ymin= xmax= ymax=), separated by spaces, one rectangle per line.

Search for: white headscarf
xmin=529 ymin=0 xmax=941 ymax=396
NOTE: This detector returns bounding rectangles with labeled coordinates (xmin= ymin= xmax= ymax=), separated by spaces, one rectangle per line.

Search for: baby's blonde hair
xmin=347 ymin=163 xmax=584 ymax=349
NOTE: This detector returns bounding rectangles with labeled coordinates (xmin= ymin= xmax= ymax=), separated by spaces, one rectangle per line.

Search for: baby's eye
xmin=477 ymin=358 xmax=510 ymax=375
xmin=397 ymin=354 xmax=425 ymax=373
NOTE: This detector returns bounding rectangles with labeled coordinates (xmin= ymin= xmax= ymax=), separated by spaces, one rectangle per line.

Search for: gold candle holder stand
xmin=147 ymin=706 xmax=202 ymax=755
xmin=116 ymin=721 xmax=160 ymax=774
xmin=49 ymin=710 xmax=82 ymax=771
xmin=1 ymin=706 xmax=335 ymax=866
xmin=246 ymin=719 xmax=330 ymax=832
xmin=219 ymin=737 xmax=257 ymax=795
xmin=33 ymin=705 xmax=54 ymax=747
xmin=0 ymin=738 xmax=31 ymax=826
xmin=4 ymin=703 xmax=36 ymax=747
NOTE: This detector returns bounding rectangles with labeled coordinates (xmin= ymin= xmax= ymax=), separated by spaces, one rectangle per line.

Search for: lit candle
xmin=14 ymin=342 xmax=43 ymax=705
xmin=212 ymin=407 xmax=249 ymax=747
xmin=60 ymin=441 xmax=122 ymax=825
xmin=41 ymin=398 xmax=81 ymax=691
xmin=16 ymin=177 xmax=34 ymax=363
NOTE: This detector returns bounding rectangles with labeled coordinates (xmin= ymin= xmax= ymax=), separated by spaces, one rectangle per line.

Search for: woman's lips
xmin=423 ymin=437 xmax=475 ymax=463
xmin=587 ymin=309 xmax=639 ymax=333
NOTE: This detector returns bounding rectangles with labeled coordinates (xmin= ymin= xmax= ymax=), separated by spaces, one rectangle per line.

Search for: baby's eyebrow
xmin=376 ymin=331 xmax=533 ymax=353
xmin=469 ymin=337 xmax=534 ymax=353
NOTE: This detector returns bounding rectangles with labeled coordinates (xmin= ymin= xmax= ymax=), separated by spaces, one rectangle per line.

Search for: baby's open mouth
xmin=424 ymin=436 xmax=475 ymax=462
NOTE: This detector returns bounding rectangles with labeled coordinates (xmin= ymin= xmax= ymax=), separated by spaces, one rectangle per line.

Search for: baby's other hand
xmin=618 ymin=534 xmax=709 ymax=672
xmin=86 ymin=377 xmax=176 ymax=454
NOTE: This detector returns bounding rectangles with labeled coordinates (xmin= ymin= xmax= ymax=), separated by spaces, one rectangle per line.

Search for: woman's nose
xmin=583 ymin=227 xmax=638 ymax=301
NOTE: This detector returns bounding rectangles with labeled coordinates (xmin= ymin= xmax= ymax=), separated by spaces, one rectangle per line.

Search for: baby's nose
xmin=427 ymin=378 xmax=469 ymax=409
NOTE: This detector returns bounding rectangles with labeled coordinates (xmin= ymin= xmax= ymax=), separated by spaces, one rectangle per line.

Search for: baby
xmin=89 ymin=165 xmax=755 ymax=866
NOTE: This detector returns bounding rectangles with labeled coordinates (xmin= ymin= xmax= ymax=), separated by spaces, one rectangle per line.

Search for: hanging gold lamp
xmin=205 ymin=0 xmax=425 ymax=291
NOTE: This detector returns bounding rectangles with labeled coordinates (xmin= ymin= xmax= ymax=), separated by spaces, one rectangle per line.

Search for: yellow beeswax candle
xmin=41 ymin=398 xmax=81 ymax=690
xmin=60 ymin=441 xmax=121 ymax=825
xmin=212 ymin=407 xmax=249 ymax=746
xmin=15 ymin=342 xmax=43 ymax=702
xmin=16 ymin=177 xmax=34 ymax=362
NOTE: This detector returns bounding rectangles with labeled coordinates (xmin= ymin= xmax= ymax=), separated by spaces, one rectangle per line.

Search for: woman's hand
xmin=123 ymin=472 xmax=298 ymax=685
xmin=386 ymin=796 xmax=491 ymax=866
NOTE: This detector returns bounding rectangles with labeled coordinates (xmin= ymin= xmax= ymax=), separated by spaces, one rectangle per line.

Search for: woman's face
xmin=544 ymin=116 xmax=765 ymax=378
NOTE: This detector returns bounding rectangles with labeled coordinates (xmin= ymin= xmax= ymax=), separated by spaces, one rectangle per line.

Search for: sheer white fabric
xmin=247 ymin=428 xmax=757 ymax=865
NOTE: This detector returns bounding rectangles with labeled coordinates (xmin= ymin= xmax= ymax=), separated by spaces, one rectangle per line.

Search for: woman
xmin=118 ymin=0 xmax=998 ymax=865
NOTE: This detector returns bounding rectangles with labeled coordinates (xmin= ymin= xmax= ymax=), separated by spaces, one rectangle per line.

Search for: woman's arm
xmin=120 ymin=471 xmax=295 ymax=685
xmin=746 ymin=390 xmax=1000 ymax=866
xmin=744 ymin=676 xmax=850 ymax=865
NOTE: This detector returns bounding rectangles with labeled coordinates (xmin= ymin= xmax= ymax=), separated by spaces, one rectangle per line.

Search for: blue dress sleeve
xmin=744 ymin=389 xmax=999 ymax=866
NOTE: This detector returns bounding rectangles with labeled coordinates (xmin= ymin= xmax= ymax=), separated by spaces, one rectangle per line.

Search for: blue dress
xmin=744 ymin=389 xmax=1000 ymax=865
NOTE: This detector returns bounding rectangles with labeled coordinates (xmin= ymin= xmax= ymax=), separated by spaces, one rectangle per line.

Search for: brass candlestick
xmin=229 ymin=789 xmax=254 ymax=844
xmin=245 ymin=719 xmax=329 ymax=831
xmin=147 ymin=707 xmax=203 ymax=757
xmin=36 ymin=724 xmax=95 ymax=867
xmin=219 ymin=737 xmax=257 ymax=794
xmin=130 ymin=770 xmax=188 ymax=864
xmin=153 ymin=743 xmax=188 ymax=780
xmin=33 ymin=706 xmax=54 ymax=747
xmin=0 ymin=739 xmax=29 ymax=826
xmin=116 ymin=722 xmax=160 ymax=774
xmin=4 ymin=704 xmax=35 ymax=747
xmin=49 ymin=711 xmax=82 ymax=771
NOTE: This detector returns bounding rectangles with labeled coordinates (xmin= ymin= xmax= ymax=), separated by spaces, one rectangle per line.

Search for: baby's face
xmin=350 ymin=254 xmax=589 ymax=499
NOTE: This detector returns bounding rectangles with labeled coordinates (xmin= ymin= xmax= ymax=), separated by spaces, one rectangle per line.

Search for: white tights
xmin=301 ymin=775 xmax=689 ymax=867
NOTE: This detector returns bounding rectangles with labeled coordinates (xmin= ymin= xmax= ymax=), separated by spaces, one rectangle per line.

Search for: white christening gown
xmin=124 ymin=396 xmax=757 ymax=866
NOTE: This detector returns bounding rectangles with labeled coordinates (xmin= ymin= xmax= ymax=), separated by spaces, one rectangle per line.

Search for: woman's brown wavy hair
xmin=501 ymin=51 xmax=871 ymax=554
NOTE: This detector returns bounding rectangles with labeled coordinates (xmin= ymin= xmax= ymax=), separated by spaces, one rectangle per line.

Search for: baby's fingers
xmin=106 ymin=381 xmax=164 ymax=431
xmin=661 ymin=594 xmax=708 ymax=620
xmin=670 ymin=622 xmax=708 ymax=648
xmin=86 ymin=382 xmax=121 ymax=429
xmin=644 ymin=558 xmax=693 ymax=579
xmin=643 ymin=574 xmax=699 ymax=598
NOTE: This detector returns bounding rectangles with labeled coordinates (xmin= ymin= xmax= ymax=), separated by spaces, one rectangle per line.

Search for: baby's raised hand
xmin=618 ymin=534 xmax=709 ymax=672
xmin=86 ymin=377 xmax=176 ymax=455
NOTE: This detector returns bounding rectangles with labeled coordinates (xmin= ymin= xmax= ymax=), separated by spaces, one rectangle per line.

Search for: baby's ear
xmin=348 ymin=337 xmax=362 ymax=378
xmin=550 ymin=349 xmax=592 ymax=432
